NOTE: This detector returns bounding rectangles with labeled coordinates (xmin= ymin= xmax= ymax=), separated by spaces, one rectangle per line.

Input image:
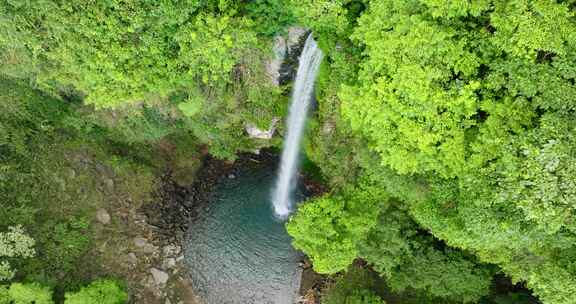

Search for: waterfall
xmin=272 ymin=34 xmax=323 ymax=217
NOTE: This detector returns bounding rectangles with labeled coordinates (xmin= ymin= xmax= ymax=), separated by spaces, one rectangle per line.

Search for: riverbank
xmin=143 ymin=148 xmax=328 ymax=304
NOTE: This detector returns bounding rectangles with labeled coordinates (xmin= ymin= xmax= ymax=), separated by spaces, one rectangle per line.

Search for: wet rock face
xmin=280 ymin=26 xmax=311 ymax=86
xmin=265 ymin=26 xmax=310 ymax=87
xmin=287 ymin=27 xmax=307 ymax=49
xmin=251 ymin=26 xmax=310 ymax=142
xmin=142 ymin=156 xmax=230 ymax=241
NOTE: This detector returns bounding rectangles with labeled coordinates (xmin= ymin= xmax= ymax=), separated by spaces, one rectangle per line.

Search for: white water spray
xmin=272 ymin=34 xmax=323 ymax=217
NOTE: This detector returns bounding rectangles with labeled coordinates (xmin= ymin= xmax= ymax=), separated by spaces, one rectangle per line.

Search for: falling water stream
xmin=272 ymin=34 xmax=323 ymax=217
xmin=184 ymin=33 xmax=323 ymax=304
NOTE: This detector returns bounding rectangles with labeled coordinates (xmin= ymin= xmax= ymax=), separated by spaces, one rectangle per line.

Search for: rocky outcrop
xmin=265 ymin=26 xmax=309 ymax=87
xmin=266 ymin=36 xmax=287 ymax=86
xmin=256 ymin=26 xmax=310 ymax=142
xmin=288 ymin=27 xmax=307 ymax=50
xmin=245 ymin=117 xmax=280 ymax=140
xmin=280 ymin=26 xmax=310 ymax=85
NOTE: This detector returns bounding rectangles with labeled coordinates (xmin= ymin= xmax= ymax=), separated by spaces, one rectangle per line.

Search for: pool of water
xmin=183 ymin=163 xmax=303 ymax=304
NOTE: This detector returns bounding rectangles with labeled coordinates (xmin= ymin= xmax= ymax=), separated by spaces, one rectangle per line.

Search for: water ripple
xmin=184 ymin=167 xmax=303 ymax=304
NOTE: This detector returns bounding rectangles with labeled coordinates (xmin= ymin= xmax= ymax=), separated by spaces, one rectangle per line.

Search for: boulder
xmin=96 ymin=209 xmax=111 ymax=225
xmin=104 ymin=178 xmax=115 ymax=191
xmin=134 ymin=237 xmax=158 ymax=254
xmin=245 ymin=118 xmax=280 ymax=140
xmin=150 ymin=268 xmax=169 ymax=285
xmin=287 ymin=26 xmax=307 ymax=51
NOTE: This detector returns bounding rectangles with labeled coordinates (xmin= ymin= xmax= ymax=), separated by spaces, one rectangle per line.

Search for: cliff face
xmin=247 ymin=26 xmax=310 ymax=141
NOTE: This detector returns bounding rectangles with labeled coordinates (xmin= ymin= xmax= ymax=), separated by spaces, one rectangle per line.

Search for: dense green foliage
xmin=0 ymin=280 xmax=127 ymax=304
xmin=0 ymin=227 xmax=35 ymax=281
xmin=1 ymin=0 xmax=575 ymax=303
xmin=6 ymin=283 xmax=53 ymax=304
xmin=64 ymin=280 xmax=127 ymax=304
xmin=295 ymin=0 xmax=576 ymax=303
xmin=1 ymin=0 xmax=286 ymax=158
xmin=288 ymin=183 xmax=386 ymax=273
xmin=289 ymin=184 xmax=494 ymax=302
xmin=323 ymin=266 xmax=386 ymax=304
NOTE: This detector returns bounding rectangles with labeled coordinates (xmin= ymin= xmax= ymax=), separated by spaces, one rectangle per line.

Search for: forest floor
xmin=46 ymin=135 xmax=208 ymax=304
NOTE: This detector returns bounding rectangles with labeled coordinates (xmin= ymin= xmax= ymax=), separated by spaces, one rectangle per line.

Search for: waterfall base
xmin=184 ymin=158 xmax=305 ymax=304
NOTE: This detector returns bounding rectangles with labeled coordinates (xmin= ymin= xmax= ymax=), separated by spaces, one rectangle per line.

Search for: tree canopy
xmin=64 ymin=280 xmax=127 ymax=304
xmin=1 ymin=0 xmax=575 ymax=303
xmin=296 ymin=0 xmax=576 ymax=303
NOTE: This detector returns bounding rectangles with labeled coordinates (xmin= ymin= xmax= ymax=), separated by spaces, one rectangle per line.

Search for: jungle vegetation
xmin=1 ymin=0 xmax=575 ymax=303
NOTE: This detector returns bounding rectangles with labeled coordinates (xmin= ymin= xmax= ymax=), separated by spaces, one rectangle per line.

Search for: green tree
xmin=323 ymin=266 xmax=386 ymax=304
xmin=0 ymin=0 xmax=280 ymax=108
xmin=344 ymin=290 xmax=386 ymax=304
xmin=287 ymin=183 xmax=387 ymax=273
xmin=0 ymin=285 xmax=9 ymax=304
xmin=8 ymin=283 xmax=53 ymax=304
xmin=334 ymin=0 xmax=576 ymax=303
xmin=64 ymin=279 xmax=128 ymax=304
xmin=288 ymin=0 xmax=350 ymax=37
xmin=243 ymin=0 xmax=294 ymax=36
xmin=0 ymin=226 xmax=35 ymax=281
xmin=288 ymin=182 xmax=492 ymax=302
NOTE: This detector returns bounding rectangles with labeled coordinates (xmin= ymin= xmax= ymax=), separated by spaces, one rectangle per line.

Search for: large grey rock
xmin=287 ymin=26 xmax=307 ymax=50
xmin=245 ymin=118 xmax=280 ymax=140
xmin=266 ymin=27 xmax=307 ymax=86
xmin=150 ymin=268 xmax=169 ymax=285
xmin=266 ymin=35 xmax=287 ymax=86
xmin=96 ymin=209 xmax=111 ymax=225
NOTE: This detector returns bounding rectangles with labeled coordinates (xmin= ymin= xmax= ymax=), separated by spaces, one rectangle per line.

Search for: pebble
xmin=127 ymin=252 xmax=138 ymax=265
xmin=163 ymin=258 xmax=176 ymax=269
xmin=134 ymin=237 xmax=148 ymax=247
xmin=163 ymin=244 xmax=181 ymax=257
